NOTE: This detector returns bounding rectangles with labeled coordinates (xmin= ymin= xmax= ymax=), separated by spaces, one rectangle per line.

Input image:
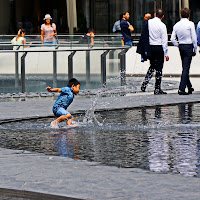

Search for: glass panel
xmin=189 ymin=0 xmax=200 ymax=26
xmin=0 ymin=51 xmax=19 ymax=94
xmin=135 ymin=0 xmax=155 ymax=33
xmin=109 ymin=0 xmax=130 ymax=33
xmin=135 ymin=0 xmax=180 ymax=33
xmin=106 ymin=49 xmax=121 ymax=88
xmin=162 ymin=0 xmax=180 ymax=33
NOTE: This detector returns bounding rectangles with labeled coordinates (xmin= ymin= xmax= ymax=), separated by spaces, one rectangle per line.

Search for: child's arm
xmin=46 ymin=86 xmax=61 ymax=93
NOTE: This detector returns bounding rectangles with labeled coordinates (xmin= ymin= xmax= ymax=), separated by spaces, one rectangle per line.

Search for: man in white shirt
xmin=141 ymin=9 xmax=169 ymax=95
xmin=171 ymin=8 xmax=197 ymax=95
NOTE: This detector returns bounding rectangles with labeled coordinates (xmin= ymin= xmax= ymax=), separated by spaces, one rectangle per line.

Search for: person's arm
xmin=197 ymin=22 xmax=200 ymax=46
xmin=54 ymin=29 xmax=57 ymax=36
xmin=23 ymin=38 xmax=27 ymax=48
xmin=11 ymin=37 xmax=15 ymax=44
xmin=161 ymin=25 xmax=169 ymax=61
xmin=128 ymin=25 xmax=134 ymax=32
xmin=50 ymin=29 xmax=57 ymax=37
xmin=23 ymin=38 xmax=32 ymax=48
xmin=17 ymin=29 xmax=21 ymax=36
xmin=41 ymin=30 xmax=44 ymax=44
xmin=170 ymin=27 xmax=179 ymax=47
xmin=46 ymin=87 xmax=61 ymax=92
xmin=50 ymin=23 xmax=57 ymax=37
xmin=191 ymin=23 xmax=197 ymax=54
xmin=90 ymin=32 xmax=95 ymax=45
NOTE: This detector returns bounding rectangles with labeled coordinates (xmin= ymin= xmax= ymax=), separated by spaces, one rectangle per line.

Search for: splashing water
xmin=83 ymin=89 xmax=102 ymax=125
xmin=82 ymin=74 xmax=124 ymax=126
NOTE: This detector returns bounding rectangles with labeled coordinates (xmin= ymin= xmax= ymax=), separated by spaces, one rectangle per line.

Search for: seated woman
xmin=11 ymin=29 xmax=27 ymax=50
xmin=41 ymin=14 xmax=57 ymax=45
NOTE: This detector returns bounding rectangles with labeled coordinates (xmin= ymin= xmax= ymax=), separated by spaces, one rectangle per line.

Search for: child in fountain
xmin=46 ymin=78 xmax=80 ymax=128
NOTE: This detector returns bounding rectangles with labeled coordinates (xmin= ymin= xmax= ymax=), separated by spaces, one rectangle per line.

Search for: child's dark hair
xmin=67 ymin=78 xmax=80 ymax=87
xmin=88 ymin=28 xmax=95 ymax=34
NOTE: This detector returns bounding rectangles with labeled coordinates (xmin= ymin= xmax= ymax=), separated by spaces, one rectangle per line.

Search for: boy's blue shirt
xmin=53 ymin=87 xmax=74 ymax=113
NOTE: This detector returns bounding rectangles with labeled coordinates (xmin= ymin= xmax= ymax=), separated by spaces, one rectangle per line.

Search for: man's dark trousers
xmin=142 ymin=45 xmax=164 ymax=90
xmin=179 ymin=44 xmax=193 ymax=91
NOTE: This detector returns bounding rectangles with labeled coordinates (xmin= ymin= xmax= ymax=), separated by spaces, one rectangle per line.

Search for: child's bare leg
xmin=66 ymin=117 xmax=74 ymax=126
xmin=51 ymin=114 xmax=72 ymax=127
xmin=66 ymin=117 xmax=77 ymax=127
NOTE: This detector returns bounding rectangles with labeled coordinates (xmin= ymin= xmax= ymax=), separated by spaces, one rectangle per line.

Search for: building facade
xmin=0 ymin=0 xmax=199 ymax=35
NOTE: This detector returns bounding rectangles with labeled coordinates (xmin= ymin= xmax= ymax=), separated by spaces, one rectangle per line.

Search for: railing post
xmin=119 ymin=48 xmax=129 ymax=86
xmin=101 ymin=50 xmax=110 ymax=87
xmin=21 ymin=52 xmax=27 ymax=93
xmin=86 ymin=51 xmax=90 ymax=84
xmin=53 ymin=51 xmax=57 ymax=88
xmin=68 ymin=51 xmax=76 ymax=80
xmin=15 ymin=52 xmax=19 ymax=87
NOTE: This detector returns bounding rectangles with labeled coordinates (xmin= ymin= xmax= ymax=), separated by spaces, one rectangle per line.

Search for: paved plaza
xmin=0 ymin=76 xmax=200 ymax=200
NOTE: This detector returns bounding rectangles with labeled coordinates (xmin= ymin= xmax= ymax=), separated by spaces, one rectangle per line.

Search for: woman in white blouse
xmin=11 ymin=29 xmax=27 ymax=50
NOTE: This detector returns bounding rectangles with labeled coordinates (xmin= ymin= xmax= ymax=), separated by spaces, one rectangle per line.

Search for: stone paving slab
xmin=0 ymin=148 xmax=199 ymax=200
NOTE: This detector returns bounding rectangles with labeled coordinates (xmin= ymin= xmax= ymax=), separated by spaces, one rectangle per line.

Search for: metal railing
xmin=0 ymin=44 xmax=130 ymax=93
xmin=0 ymin=35 xmax=125 ymax=48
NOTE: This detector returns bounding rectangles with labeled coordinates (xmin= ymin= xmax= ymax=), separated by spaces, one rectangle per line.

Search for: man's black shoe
xmin=141 ymin=85 xmax=146 ymax=92
xmin=154 ymin=89 xmax=167 ymax=95
xmin=188 ymin=88 xmax=194 ymax=94
xmin=178 ymin=90 xmax=189 ymax=95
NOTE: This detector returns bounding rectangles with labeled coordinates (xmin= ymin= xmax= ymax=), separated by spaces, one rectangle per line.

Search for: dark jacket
xmin=136 ymin=20 xmax=151 ymax=61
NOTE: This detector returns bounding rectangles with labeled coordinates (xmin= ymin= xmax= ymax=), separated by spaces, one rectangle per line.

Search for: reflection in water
xmin=51 ymin=129 xmax=79 ymax=159
xmin=178 ymin=104 xmax=193 ymax=123
xmin=0 ymin=103 xmax=200 ymax=177
xmin=146 ymin=105 xmax=198 ymax=177
xmin=197 ymin=139 xmax=200 ymax=178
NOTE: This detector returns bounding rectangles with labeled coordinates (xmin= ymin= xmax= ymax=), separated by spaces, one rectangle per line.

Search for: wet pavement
xmin=0 ymin=77 xmax=200 ymax=200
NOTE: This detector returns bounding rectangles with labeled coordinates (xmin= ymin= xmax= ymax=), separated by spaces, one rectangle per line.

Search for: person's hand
xmin=129 ymin=25 xmax=134 ymax=31
xmin=17 ymin=29 xmax=21 ymax=35
xmin=192 ymin=52 xmax=196 ymax=57
xmin=25 ymin=42 xmax=32 ymax=48
xmin=165 ymin=56 xmax=169 ymax=61
xmin=90 ymin=33 xmax=95 ymax=38
xmin=46 ymin=86 xmax=52 ymax=92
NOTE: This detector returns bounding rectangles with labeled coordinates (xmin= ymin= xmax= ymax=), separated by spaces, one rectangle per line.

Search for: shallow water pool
xmin=0 ymin=103 xmax=200 ymax=178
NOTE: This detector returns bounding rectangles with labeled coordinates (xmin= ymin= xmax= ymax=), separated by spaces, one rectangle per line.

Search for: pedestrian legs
xmin=141 ymin=67 xmax=154 ymax=91
xmin=141 ymin=45 xmax=165 ymax=94
xmin=179 ymin=44 xmax=193 ymax=92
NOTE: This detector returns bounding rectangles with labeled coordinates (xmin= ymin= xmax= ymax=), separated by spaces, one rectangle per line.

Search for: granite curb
xmin=1 ymin=92 xmax=200 ymax=123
